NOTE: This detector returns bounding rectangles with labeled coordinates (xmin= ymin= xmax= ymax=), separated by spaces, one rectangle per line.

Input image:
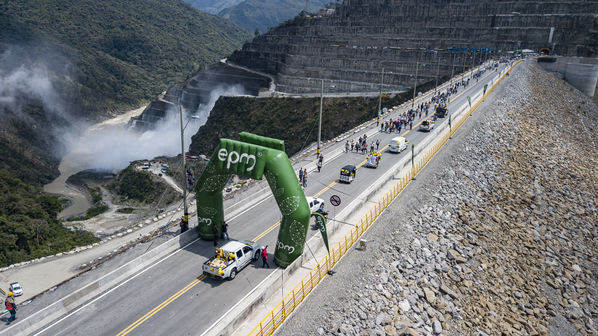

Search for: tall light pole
xmin=317 ymin=79 xmax=323 ymax=158
xmin=412 ymin=61 xmax=419 ymax=107
xmin=461 ymin=52 xmax=466 ymax=82
xmin=434 ymin=52 xmax=440 ymax=93
xmin=472 ymin=49 xmax=477 ymax=77
xmin=450 ymin=52 xmax=456 ymax=85
xmin=178 ymin=90 xmax=188 ymax=232
xmin=378 ymin=67 xmax=384 ymax=117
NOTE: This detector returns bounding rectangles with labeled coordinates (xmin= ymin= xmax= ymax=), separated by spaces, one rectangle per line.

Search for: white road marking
xmin=31 ymin=237 xmax=201 ymax=336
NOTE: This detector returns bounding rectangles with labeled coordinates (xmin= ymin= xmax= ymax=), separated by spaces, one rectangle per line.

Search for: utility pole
xmin=472 ymin=49 xmax=477 ymax=77
xmin=434 ymin=53 xmax=440 ymax=93
xmin=412 ymin=62 xmax=419 ymax=107
xmin=450 ymin=52 xmax=456 ymax=85
xmin=378 ymin=67 xmax=384 ymax=117
xmin=178 ymin=89 xmax=189 ymax=233
xmin=317 ymin=79 xmax=323 ymax=158
xmin=461 ymin=52 xmax=466 ymax=82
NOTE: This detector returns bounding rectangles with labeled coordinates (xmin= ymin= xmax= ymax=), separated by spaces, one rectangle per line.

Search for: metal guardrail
xmin=247 ymin=60 xmax=522 ymax=336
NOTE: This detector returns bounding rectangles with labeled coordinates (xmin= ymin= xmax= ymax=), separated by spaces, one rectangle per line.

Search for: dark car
xmin=435 ymin=105 xmax=448 ymax=118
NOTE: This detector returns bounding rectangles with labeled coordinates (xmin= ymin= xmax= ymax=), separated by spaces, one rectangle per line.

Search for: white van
xmin=388 ymin=136 xmax=408 ymax=153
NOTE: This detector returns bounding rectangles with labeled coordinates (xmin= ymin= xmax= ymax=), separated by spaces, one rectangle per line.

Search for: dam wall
xmin=228 ymin=0 xmax=598 ymax=94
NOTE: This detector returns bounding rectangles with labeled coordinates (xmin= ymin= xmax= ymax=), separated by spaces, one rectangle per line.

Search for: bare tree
xmin=28 ymin=219 xmax=49 ymax=246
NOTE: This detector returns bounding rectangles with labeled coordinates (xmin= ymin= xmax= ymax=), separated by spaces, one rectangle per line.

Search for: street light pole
xmin=178 ymin=90 xmax=189 ymax=233
xmin=412 ymin=61 xmax=419 ymax=107
xmin=472 ymin=49 xmax=477 ymax=77
xmin=462 ymin=52 xmax=466 ymax=82
xmin=434 ymin=53 xmax=440 ymax=93
xmin=317 ymin=79 xmax=323 ymax=158
xmin=450 ymin=52 xmax=455 ymax=85
xmin=378 ymin=67 xmax=384 ymax=117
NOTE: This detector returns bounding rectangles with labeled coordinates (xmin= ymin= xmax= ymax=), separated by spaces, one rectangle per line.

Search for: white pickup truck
xmin=202 ymin=240 xmax=263 ymax=280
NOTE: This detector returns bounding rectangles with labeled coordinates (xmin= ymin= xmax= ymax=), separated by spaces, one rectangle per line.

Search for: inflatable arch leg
xmin=195 ymin=133 xmax=310 ymax=267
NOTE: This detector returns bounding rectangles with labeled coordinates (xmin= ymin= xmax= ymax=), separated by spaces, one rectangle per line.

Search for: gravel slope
xmin=275 ymin=61 xmax=598 ymax=336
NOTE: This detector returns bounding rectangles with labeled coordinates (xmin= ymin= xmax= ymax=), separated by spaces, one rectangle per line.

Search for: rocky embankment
xmin=277 ymin=62 xmax=598 ymax=336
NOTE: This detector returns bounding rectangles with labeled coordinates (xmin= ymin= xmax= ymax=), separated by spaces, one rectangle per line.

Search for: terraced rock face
xmin=228 ymin=0 xmax=598 ymax=93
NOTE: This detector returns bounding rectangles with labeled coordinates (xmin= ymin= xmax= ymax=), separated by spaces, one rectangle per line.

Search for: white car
xmin=305 ymin=196 xmax=325 ymax=214
xmin=10 ymin=282 xmax=23 ymax=296
xmin=388 ymin=136 xmax=408 ymax=153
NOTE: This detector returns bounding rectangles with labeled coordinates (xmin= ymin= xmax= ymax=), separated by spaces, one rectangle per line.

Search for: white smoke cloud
xmin=0 ymin=45 xmax=71 ymax=119
xmin=63 ymin=84 xmax=247 ymax=172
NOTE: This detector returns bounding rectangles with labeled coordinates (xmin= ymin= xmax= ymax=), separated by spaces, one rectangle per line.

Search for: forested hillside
xmin=0 ymin=0 xmax=250 ymax=267
xmin=183 ymin=0 xmax=244 ymax=14
xmin=219 ymin=0 xmax=331 ymax=34
xmin=0 ymin=0 xmax=251 ymax=115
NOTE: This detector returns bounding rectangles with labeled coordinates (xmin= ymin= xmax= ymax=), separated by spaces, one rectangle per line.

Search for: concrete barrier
xmin=565 ymin=63 xmax=598 ymax=97
xmin=0 ymin=228 xmax=200 ymax=336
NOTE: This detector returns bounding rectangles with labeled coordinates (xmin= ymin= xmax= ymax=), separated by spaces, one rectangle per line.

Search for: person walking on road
xmin=302 ymin=170 xmax=308 ymax=188
xmin=317 ymin=160 xmax=322 ymax=172
xmin=222 ymin=221 xmax=229 ymax=240
xmin=261 ymin=246 xmax=270 ymax=268
xmin=5 ymin=292 xmax=16 ymax=324
xmin=345 ymin=141 xmax=349 ymax=153
xmin=376 ymin=139 xmax=380 ymax=151
xmin=298 ymin=168 xmax=304 ymax=184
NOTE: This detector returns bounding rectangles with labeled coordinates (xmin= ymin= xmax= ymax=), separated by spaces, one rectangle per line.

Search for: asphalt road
xmin=32 ymin=63 xmax=508 ymax=336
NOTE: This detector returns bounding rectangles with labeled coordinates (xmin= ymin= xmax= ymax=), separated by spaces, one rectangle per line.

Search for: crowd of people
xmin=301 ymin=61 xmax=500 ymax=188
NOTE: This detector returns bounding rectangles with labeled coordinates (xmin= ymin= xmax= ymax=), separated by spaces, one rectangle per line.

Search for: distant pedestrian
xmin=350 ymin=140 xmax=355 ymax=152
xmin=317 ymin=160 xmax=322 ymax=172
xmin=261 ymin=246 xmax=270 ymax=268
xmin=345 ymin=141 xmax=349 ymax=153
xmin=298 ymin=168 xmax=304 ymax=183
xmin=5 ymin=292 xmax=16 ymax=324
xmin=303 ymin=171 xmax=308 ymax=188
xmin=376 ymin=139 xmax=380 ymax=150
xmin=212 ymin=224 xmax=218 ymax=246
xmin=222 ymin=221 xmax=229 ymax=240
xmin=370 ymin=144 xmax=374 ymax=152
xmin=318 ymin=154 xmax=323 ymax=164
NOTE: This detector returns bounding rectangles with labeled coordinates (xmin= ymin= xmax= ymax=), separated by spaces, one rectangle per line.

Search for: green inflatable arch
xmin=194 ymin=132 xmax=310 ymax=267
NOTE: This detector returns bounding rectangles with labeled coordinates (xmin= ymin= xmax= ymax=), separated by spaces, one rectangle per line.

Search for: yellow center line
xmin=115 ymin=69 xmax=496 ymax=336
xmin=252 ymin=220 xmax=281 ymax=241
xmin=116 ymin=275 xmax=206 ymax=336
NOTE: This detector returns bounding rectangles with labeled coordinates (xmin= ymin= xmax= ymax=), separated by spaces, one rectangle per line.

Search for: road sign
xmin=330 ymin=194 xmax=341 ymax=206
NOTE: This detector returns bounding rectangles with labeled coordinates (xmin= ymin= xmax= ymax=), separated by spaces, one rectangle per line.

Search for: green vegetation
xmin=107 ymin=166 xmax=178 ymax=206
xmin=0 ymin=0 xmax=250 ymax=266
xmin=116 ymin=207 xmax=137 ymax=214
xmin=184 ymin=0 xmax=244 ymax=15
xmin=218 ymin=0 xmax=331 ymax=34
xmin=0 ymin=0 xmax=251 ymax=115
xmin=189 ymin=91 xmax=412 ymax=157
xmin=0 ymin=170 xmax=99 ymax=267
